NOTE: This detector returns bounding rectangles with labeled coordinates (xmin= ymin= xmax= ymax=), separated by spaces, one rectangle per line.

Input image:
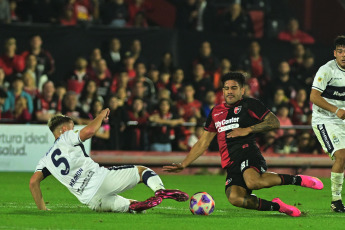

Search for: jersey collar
xmin=335 ymin=59 xmax=345 ymax=72
xmin=223 ymin=98 xmax=243 ymax=108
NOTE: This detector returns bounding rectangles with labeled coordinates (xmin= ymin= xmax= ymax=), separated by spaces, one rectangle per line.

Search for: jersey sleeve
xmin=35 ymin=158 xmax=51 ymax=178
xmin=63 ymin=130 xmax=83 ymax=145
xmin=312 ymin=65 xmax=331 ymax=93
xmin=247 ymin=98 xmax=270 ymax=121
xmin=204 ymin=108 xmax=217 ymax=132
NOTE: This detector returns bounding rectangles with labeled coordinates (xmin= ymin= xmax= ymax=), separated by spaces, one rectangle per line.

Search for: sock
xmin=142 ymin=168 xmax=165 ymax=192
xmin=331 ymin=172 xmax=344 ymax=201
xmin=257 ymin=198 xmax=280 ymax=211
xmin=279 ymin=174 xmax=302 ymax=186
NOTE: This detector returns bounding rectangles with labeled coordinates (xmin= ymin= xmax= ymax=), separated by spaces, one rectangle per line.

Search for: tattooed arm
xmin=227 ymin=112 xmax=280 ymax=138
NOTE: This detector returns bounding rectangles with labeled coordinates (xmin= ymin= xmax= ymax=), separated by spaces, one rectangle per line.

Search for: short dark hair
xmin=0 ymin=88 xmax=7 ymax=98
xmin=334 ymin=35 xmax=345 ymax=49
xmin=48 ymin=115 xmax=73 ymax=133
xmin=221 ymin=72 xmax=245 ymax=88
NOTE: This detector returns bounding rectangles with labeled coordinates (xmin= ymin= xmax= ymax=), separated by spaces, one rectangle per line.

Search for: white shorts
xmin=88 ymin=165 xmax=140 ymax=212
xmin=313 ymin=123 xmax=345 ymax=157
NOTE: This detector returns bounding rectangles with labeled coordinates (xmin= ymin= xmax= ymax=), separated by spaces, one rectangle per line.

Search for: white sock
xmin=331 ymin=172 xmax=344 ymax=201
xmin=142 ymin=168 xmax=165 ymax=192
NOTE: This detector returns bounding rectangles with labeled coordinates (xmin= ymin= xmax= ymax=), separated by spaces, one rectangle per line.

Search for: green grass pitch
xmin=0 ymin=172 xmax=344 ymax=230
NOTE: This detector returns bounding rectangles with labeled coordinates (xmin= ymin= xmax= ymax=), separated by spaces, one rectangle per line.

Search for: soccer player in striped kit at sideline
xmin=310 ymin=35 xmax=345 ymax=212
xmin=164 ymin=72 xmax=323 ymax=217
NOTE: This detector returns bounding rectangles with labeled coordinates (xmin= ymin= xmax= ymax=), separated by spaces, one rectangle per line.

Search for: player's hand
xmin=227 ymin=127 xmax=251 ymax=138
xmin=336 ymin=109 xmax=345 ymax=120
xmin=163 ymin=163 xmax=185 ymax=173
xmin=101 ymin=108 xmax=110 ymax=120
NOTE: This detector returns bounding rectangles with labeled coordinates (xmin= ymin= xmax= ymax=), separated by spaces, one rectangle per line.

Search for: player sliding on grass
xmin=164 ymin=72 xmax=323 ymax=217
xmin=29 ymin=109 xmax=188 ymax=213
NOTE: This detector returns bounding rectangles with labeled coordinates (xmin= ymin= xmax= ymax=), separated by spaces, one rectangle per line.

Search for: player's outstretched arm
xmin=29 ymin=171 xmax=49 ymax=210
xmin=310 ymin=89 xmax=345 ymax=119
xmin=79 ymin=108 xmax=110 ymax=142
xmin=163 ymin=130 xmax=216 ymax=173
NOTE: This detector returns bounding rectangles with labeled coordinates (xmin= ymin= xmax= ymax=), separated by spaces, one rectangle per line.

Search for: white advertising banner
xmin=0 ymin=124 xmax=91 ymax=172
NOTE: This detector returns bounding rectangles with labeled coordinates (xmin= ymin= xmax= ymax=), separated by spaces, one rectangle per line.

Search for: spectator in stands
xmin=158 ymin=52 xmax=175 ymax=74
xmin=201 ymin=90 xmax=216 ymax=118
xmin=129 ymin=11 xmax=148 ymax=28
xmin=289 ymin=88 xmax=311 ymax=125
xmin=127 ymin=80 xmax=152 ymax=111
xmin=218 ymin=2 xmax=254 ymax=37
xmin=60 ymin=3 xmax=78 ymax=26
xmin=91 ymin=58 xmax=112 ymax=98
xmin=297 ymin=131 xmax=319 ymax=154
xmin=192 ymin=0 xmax=216 ymax=32
xmin=238 ymin=41 xmax=272 ymax=91
xmin=107 ymin=94 xmax=128 ymax=150
xmin=111 ymin=71 xmax=129 ymax=94
xmin=87 ymin=48 xmax=102 ymax=76
xmin=100 ymin=0 xmax=128 ymax=26
xmin=115 ymin=87 xmax=129 ymax=107
xmin=21 ymin=35 xmax=55 ymax=76
xmin=190 ymin=63 xmax=213 ymax=102
xmin=61 ymin=91 xmax=89 ymax=125
xmin=295 ymin=52 xmax=316 ymax=90
xmin=125 ymin=97 xmax=149 ymax=150
xmin=30 ymin=0 xmax=60 ymax=23
xmin=70 ymin=0 xmax=99 ymax=24
xmin=168 ymin=68 xmax=185 ymax=102
xmin=103 ymin=38 xmax=122 ymax=75
xmin=55 ymin=85 xmax=66 ymax=106
xmin=0 ymin=67 xmax=9 ymax=90
xmin=122 ymin=51 xmax=136 ymax=80
xmin=0 ymin=0 xmax=11 ymax=24
xmin=33 ymin=80 xmax=60 ymax=123
xmin=148 ymin=98 xmax=184 ymax=152
xmin=147 ymin=67 xmax=159 ymax=87
xmin=129 ymin=39 xmax=146 ymax=65
xmin=0 ymin=87 xmax=8 ymax=119
xmin=78 ymin=79 xmax=104 ymax=114
xmin=288 ymin=43 xmax=305 ymax=76
xmin=2 ymin=96 xmax=31 ymax=123
xmin=258 ymin=130 xmax=277 ymax=154
xmin=128 ymin=0 xmax=152 ymax=25
xmin=278 ymin=18 xmax=315 ymax=44
xmin=156 ymin=72 xmax=171 ymax=91
xmin=271 ymin=61 xmax=297 ymax=99
xmin=213 ymin=58 xmax=231 ymax=90
xmin=274 ymin=133 xmax=298 ymax=154
xmin=176 ymin=84 xmax=202 ymax=121
xmin=3 ymin=77 xmax=33 ymax=115
xmin=88 ymin=99 xmax=110 ymax=150
xmin=177 ymin=116 xmax=197 ymax=151
xmin=66 ymin=57 xmax=89 ymax=95
xmin=192 ymin=41 xmax=219 ymax=78
xmin=22 ymin=71 xmax=39 ymax=99
xmin=275 ymin=103 xmax=295 ymax=138
xmin=265 ymin=87 xmax=288 ymax=114
xmin=0 ymin=38 xmax=25 ymax=80
xmin=23 ymin=54 xmax=48 ymax=92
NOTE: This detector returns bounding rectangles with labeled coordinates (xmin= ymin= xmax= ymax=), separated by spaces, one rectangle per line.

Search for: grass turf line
xmin=0 ymin=172 xmax=342 ymax=230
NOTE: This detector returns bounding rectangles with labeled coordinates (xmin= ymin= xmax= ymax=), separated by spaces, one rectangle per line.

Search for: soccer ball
xmin=189 ymin=192 xmax=215 ymax=215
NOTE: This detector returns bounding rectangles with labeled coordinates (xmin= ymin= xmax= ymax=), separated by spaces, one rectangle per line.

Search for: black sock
xmin=257 ymin=198 xmax=280 ymax=211
xmin=279 ymin=174 xmax=302 ymax=186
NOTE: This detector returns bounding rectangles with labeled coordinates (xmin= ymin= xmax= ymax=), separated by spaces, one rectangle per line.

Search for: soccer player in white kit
xmin=310 ymin=35 xmax=345 ymax=212
xmin=29 ymin=108 xmax=189 ymax=213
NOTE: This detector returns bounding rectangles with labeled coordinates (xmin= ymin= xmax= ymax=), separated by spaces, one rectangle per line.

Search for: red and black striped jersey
xmin=204 ymin=97 xmax=270 ymax=168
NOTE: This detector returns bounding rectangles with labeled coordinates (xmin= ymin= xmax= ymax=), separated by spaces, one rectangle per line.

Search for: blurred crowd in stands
xmin=0 ymin=0 xmax=322 ymax=154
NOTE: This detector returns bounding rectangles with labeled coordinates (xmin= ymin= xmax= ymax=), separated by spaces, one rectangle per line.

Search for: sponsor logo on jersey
xmin=225 ymin=178 xmax=232 ymax=186
xmin=241 ymin=160 xmax=248 ymax=172
xmin=215 ymin=117 xmax=239 ymax=133
xmin=77 ymin=171 xmax=94 ymax=195
xmin=214 ymin=111 xmax=224 ymax=116
xmin=234 ymin=106 xmax=242 ymax=114
xmin=332 ymin=134 xmax=340 ymax=145
xmin=333 ymin=91 xmax=345 ymax=97
xmin=69 ymin=168 xmax=84 ymax=187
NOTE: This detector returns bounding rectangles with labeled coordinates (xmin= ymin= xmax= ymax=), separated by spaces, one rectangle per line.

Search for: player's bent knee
xmin=245 ymin=180 xmax=261 ymax=190
xmin=228 ymin=193 xmax=243 ymax=207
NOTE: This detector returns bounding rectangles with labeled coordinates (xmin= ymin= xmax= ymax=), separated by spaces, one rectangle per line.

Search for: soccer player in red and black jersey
xmin=164 ymin=72 xmax=324 ymax=217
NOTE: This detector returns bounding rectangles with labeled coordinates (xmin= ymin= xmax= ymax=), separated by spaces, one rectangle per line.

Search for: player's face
xmin=334 ymin=45 xmax=345 ymax=69
xmin=223 ymin=80 xmax=244 ymax=105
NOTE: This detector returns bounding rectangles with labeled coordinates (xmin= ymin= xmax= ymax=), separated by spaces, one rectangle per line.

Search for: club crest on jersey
xmin=234 ymin=106 xmax=242 ymax=114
